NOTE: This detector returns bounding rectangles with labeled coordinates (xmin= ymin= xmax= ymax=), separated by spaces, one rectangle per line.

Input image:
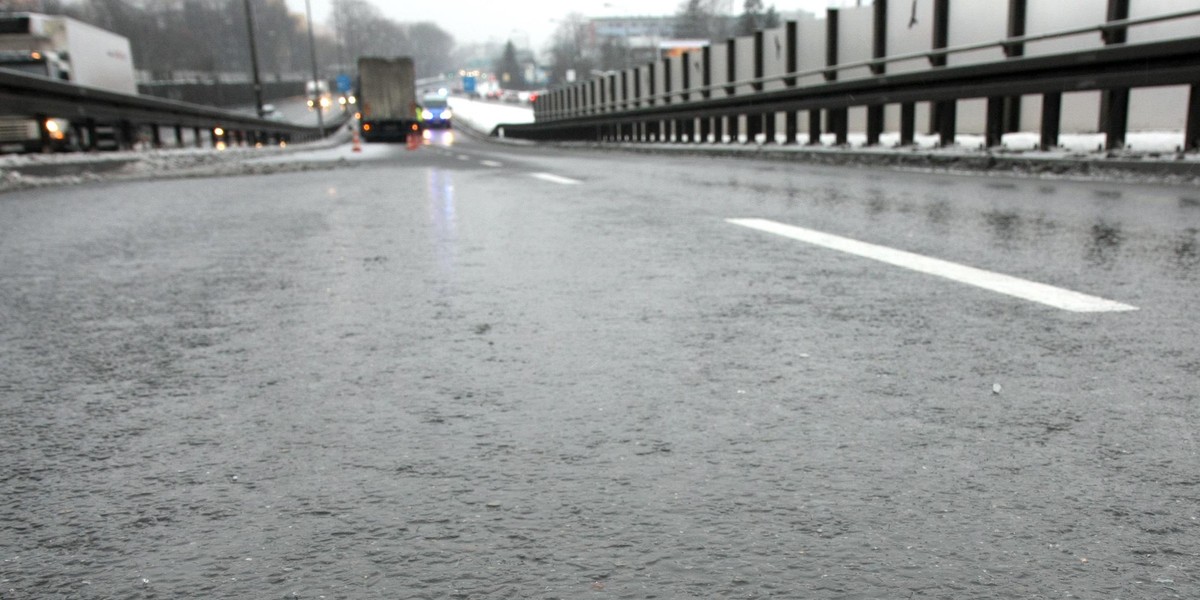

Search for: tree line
xmin=542 ymin=0 xmax=781 ymax=88
xmin=0 ymin=0 xmax=455 ymax=80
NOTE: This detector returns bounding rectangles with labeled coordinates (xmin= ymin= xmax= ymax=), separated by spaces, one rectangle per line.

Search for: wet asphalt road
xmin=2 ymin=133 xmax=1199 ymax=599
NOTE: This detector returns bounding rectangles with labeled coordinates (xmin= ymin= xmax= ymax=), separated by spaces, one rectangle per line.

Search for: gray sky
xmin=284 ymin=0 xmax=846 ymax=48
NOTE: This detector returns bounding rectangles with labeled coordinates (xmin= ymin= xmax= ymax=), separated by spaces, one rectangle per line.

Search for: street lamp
xmin=242 ymin=0 xmax=264 ymax=118
xmin=305 ymin=0 xmax=325 ymax=137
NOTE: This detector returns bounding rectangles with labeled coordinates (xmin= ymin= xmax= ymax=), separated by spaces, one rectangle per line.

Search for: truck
xmin=356 ymin=56 xmax=420 ymax=143
xmin=0 ymin=13 xmax=136 ymax=153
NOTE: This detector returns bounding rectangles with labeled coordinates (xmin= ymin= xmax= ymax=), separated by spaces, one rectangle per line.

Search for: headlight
xmin=421 ymin=109 xmax=433 ymax=120
xmin=319 ymin=97 xmax=331 ymax=108
xmin=440 ymin=110 xmax=452 ymax=120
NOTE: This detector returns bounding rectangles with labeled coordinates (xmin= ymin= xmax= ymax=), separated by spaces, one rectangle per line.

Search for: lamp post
xmin=305 ymin=0 xmax=325 ymax=137
xmin=242 ymin=0 xmax=264 ymax=118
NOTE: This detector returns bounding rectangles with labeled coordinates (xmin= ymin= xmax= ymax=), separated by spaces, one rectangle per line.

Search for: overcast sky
xmin=283 ymin=0 xmax=848 ymax=48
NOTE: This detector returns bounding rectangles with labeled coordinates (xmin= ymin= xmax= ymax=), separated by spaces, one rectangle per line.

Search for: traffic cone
xmin=406 ymin=131 xmax=420 ymax=150
xmin=352 ymin=127 xmax=362 ymax=152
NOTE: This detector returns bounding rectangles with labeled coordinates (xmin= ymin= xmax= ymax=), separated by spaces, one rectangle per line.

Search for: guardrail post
xmin=986 ymin=96 xmax=1005 ymax=148
xmin=1100 ymin=0 xmax=1130 ymax=150
xmin=865 ymin=0 xmax=887 ymax=146
xmin=83 ymin=119 xmax=97 ymax=151
xmin=1040 ymin=92 xmax=1062 ymax=150
xmin=174 ymin=124 xmax=184 ymax=147
xmin=119 ymin=120 xmax=134 ymax=150
xmin=193 ymin=126 xmax=202 ymax=148
xmin=825 ymin=9 xmax=847 ymax=146
xmin=33 ymin=113 xmax=50 ymax=152
xmin=1187 ymin=84 xmax=1200 ymax=152
xmin=729 ymin=113 xmax=741 ymax=144
xmin=1003 ymin=0 xmax=1027 ymax=133
xmin=785 ymin=111 xmax=798 ymax=145
xmin=151 ymin=124 xmax=163 ymax=149
xmin=621 ymin=71 xmax=629 ymax=111
xmin=900 ymin=102 xmax=915 ymax=146
xmin=807 ymin=110 xmax=821 ymax=145
xmin=725 ymin=38 xmax=737 ymax=97
xmin=680 ymin=52 xmax=692 ymax=142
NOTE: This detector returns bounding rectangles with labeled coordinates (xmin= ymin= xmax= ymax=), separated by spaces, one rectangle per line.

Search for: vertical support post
xmin=808 ymin=110 xmax=822 ymax=145
xmin=865 ymin=0 xmax=887 ymax=146
xmin=938 ymin=101 xmax=957 ymax=147
xmin=648 ymin=61 xmax=656 ymax=107
xmin=34 ymin=113 xmax=50 ymax=152
xmin=832 ymin=107 xmax=848 ymax=146
xmin=753 ymin=30 xmax=764 ymax=93
xmin=931 ymin=0 xmax=953 ymax=142
xmin=764 ymin=112 xmax=776 ymax=144
xmin=728 ymin=114 xmax=740 ymax=144
xmin=663 ymin=57 xmax=672 ymax=105
xmin=151 ymin=124 xmax=163 ymax=149
xmin=1004 ymin=0 xmax=1026 ymax=132
xmin=785 ymin=111 xmax=798 ymax=145
xmin=1103 ymin=89 xmax=1129 ymax=151
xmin=702 ymin=45 xmax=712 ymax=100
xmin=174 ymin=124 xmax=184 ymax=147
xmin=194 ymin=126 xmax=202 ymax=148
xmin=700 ymin=115 xmax=712 ymax=143
xmin=1040 ymin=92 xmax=1062 ymax=150
xmin=785 ymin=21 xmax=798 ymax=87
xmin=634 ymin=65 xmax=643 ymax=109
xmin=86 ymin=119 xmax=98 ymax=151
xmin=681 ymin=51 xmax=691 ymax=103
xmin=210 ymin=127 xmax=220 ymax=147
xmin=900 ymin=102 xmax=916 ymax=146
xmin=1186 ymin=83 xmax=1200 ymax=152
xmin=824 ymin=8 xmax=841 ymax=145
xmin=867 ymin=106 xmax=885 ymax=146
xmin=725 ymin=38 xmax=737 ymax=97
xmin=986 ymin=96 xmax=1005 ymax=148
xmin=1100 ymin=0 xmax=1130 ymax=150
xmin=745 ymin=114 xmax=761 ymax=144
xmin=871 ymin=0 xmax=888 ymax=75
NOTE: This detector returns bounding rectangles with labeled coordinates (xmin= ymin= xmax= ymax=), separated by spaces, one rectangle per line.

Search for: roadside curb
xmin=534 ymin=140 xmax=1200 ymax=184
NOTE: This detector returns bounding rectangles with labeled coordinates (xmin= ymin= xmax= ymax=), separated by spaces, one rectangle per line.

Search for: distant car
xmin=419 ymin=95 xmax=452 ymax=129
xmin=306 ymin=80 xmax=331 ymax=110
xmin=502 ymin=90 xmax=521 ymax=103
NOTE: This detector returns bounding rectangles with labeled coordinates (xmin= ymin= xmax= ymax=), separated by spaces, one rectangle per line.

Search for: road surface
xmin=2 ymin=130 xmax=1198 ymax=598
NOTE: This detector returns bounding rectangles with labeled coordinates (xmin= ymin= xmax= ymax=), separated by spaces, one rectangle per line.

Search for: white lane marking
xmin=727 ymin=218 xmax=1137 ymax=313
xmin=530 ymin=172 xmax=581 ymax=185
xmin=456 ymin=154 xmax=471 ymax=161
xmin=480 ymin=160 xmax=503 ymax=167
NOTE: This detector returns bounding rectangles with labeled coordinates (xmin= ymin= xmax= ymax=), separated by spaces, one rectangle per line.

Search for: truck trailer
xmin=356 ymin=56 xmax=420 ymax=143
xmin=0 ymin=13 xmax=136 ymax=152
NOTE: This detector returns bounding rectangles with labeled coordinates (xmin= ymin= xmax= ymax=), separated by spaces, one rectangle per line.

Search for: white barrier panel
xmin=1026 ymin=0 xmax=1107 ymax=56
xmin=947 ymin=0 xmax=1009 ymax=67
xmin=796 ymin=15 xmax=827 ymax=88
xmin=887 ymin=0 xmax=934 ymax=75
xmin=734 ymin=36 xmax=755 ymax=96
xmin=837 ymin=6 xmax=875 ymax=81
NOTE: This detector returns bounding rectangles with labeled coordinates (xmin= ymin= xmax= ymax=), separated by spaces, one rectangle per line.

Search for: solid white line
xmin=727 ymin=218 xmax=1137 ymax=313
xmin=530 ymin=172 xmax=581 ymax=185
xmin=480 ymin=160 xmax=503 ymax=167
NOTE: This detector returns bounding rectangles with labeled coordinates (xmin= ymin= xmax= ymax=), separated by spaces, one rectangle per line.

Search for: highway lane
xmin=2 ymin=133 xmax=1198 ymax=598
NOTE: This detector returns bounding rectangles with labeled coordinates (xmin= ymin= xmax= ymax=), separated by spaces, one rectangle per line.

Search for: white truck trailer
xmin=357 ymin=56 xmax=421 ymax=142
xmin=0 ymin=13 xmax=137 ymax=152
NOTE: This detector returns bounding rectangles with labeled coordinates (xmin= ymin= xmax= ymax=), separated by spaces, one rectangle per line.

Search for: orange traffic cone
xmin=352 ymin=127 xmax=362 ymax=152
xmin=406 ymin=131 xmax=420 ymax=151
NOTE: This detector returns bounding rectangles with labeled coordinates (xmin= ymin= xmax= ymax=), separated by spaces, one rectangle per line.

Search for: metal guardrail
xmin=506 ymin=7 xmax=1200 ymax=152
xmin=0 ymin=69 xmax=344 ymax=149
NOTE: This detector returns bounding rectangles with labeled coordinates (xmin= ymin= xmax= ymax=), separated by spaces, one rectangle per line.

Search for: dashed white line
xmin=530 ymin=172 xmax=581 ymax=185
xmin=456 ymin=154 xmax=471 ymax=161
xmin=727 ymin=218 xmax=1137 ymax=313
xmin=480 ymin=160 xmax=503 ymax=167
